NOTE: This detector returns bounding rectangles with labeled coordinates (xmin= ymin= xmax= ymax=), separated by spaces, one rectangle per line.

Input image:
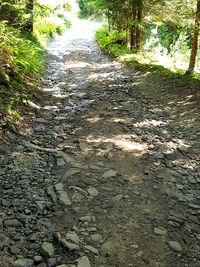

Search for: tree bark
xmin=130 ymin=7 xmax=136 ymax=50
xmin=135 ymin=0 xmax=143 ymax=51
xmin=24 ymin=0 xmax=34 ymax=33
xmin=187 ymin=0 xmax=200 ymax=74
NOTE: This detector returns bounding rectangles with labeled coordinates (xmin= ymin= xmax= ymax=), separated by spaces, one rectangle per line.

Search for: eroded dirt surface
xmin=0 ymin=20 xmax=200 ymax=267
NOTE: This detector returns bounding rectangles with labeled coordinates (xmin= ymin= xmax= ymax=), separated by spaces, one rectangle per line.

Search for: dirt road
xmin=0 ymin=20 xmax=200 ymax=267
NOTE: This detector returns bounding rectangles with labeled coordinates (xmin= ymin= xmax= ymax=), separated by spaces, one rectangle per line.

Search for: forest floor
xmin=0 ymin=20 xmax=200 ymax=267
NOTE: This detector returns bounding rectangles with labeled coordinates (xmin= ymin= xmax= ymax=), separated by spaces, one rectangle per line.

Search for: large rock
xmin=13 ymin=258 xmax=33 ymax=267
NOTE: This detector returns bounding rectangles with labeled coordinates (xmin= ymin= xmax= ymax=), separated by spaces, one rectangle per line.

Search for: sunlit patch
xmin=27 ymin=100 xmax=41 ymax=109
xmin=134 ymin=119 xmax=166 ymax=128
xmin=115 ymin=140 xmax=147 ymax=153
xmin=66 ymin=62 xmax=92 ymax=69
xmin=52 ymin=93 xmax=69 ymax=99
xmin=43 ymin=105 xmax=59 ymax=110
xmin=113 ymin=118 xmax=127 ymax=123
xmin=86 ymin=116 xmax=101 ymax=123
xmin=88 ymin=134 xmax=148 ymax=156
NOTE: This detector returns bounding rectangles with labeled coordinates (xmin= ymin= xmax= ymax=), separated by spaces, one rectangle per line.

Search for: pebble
xmin=154 ymin=227 xmax=167 ymax=236
xmin=4 ymin=219 xmax=21 ymax=227
xmin=61 ymin=239 xmax=80 ymax=251
xmin=55 ymin=183 xmax=72 ymax=206
xmin=168 ymin=241 xmax=182 ymax=252
xmin=153 ymin=152 xmax=164 ymax=159
xmin=13 ymin=258 xmax=34 ymax=267
xmin=77 ymin=256 xmax=91 ymax=267
xmin=84 ymin=245 xmax=99 ymax=255
xmin=56 ymin=265 xmax=76 ymax=267
xmin=112 ymin=194 xmax=123 ymax=204
xmin=79 ymin=215 xmax=92 ymax=223
xmin=90 ymin=233 xmax=103 ymax=242
xmin=134 ymin=250 xmax=144 ymax=257
xmin=57 ymin=158 xmax=66 ymax=167
xmin=102 ymin=170 xmax=117 ymax=179
xmin=101 ymin=240 xmax=113 ymax=255
xmin=41 ymin=242 xmax=55 ymax=257
xmin=87 ymin=187 xmax=99 ymax=196
xmin=66 ymin=231 xmax=80 ymax=244
xmin=2 ymin=199 xmax=11 ymax=207
xmin=33 ymin=256 xmax=43 ymax=263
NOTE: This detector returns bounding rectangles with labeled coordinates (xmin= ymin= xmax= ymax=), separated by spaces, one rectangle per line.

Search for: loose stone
xmin=90 ymin=234 xmax=103 ymax=242
xmin=79 ymin=215 xmax=92 ymax=223
xmin=77 ymin=256 xmax=91 ymax=267
xmin=55 ymin=183 xmax=72 ymax=206
xmin=66 ymin=231 xmax=80 ymax=244
xmin=13 ymin=258 xmax=34 ymax=267
xmin=154 ymin=227 xmax=167 ymax=236
xmin=102 ymin=170 xmax=117 ymax=179
xmin=61 ymin=239 xmax=80 ymax=251
xmin=168 ymin=241 xmax=182 ymax=252
xmin=41 ymin=242 xmax=55 ymax=258
xmin=112 ymin=194 xmax=123 ymax=204
xmin=4 ymin=219 xmax=21 ymax=227
xmin=84 ymin=245 xmax=99 ymax=255
xmin=87 ymin=187 xmax=99 ymax=197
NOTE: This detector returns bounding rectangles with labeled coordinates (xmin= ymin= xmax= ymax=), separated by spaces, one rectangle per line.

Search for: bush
xmin=95 ymin=27 xmax=129 ymax=56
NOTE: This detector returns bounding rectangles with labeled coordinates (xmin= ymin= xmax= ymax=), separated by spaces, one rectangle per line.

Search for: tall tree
xmin=187 ymin=0 xmax=200 ymax=73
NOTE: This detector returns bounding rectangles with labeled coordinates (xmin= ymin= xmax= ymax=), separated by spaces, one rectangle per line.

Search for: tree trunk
xmin=130 ymin=7 xmax=136 ymax=50
xmin=135 ymin=0 xmax=143 ymax=51
xmin=187 ymin=0 xmax=200 ymax=74
xmin=107 ymin=9 xmax=111 ymax=32
xmin=126 ymin=18 xmax=129 ymax=45
xmin=24 ymin=0 xmax=34 ymax=33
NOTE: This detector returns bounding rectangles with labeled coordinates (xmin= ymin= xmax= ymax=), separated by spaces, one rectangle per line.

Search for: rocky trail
xmin=0 ymin=20 xmax=200 ymax=267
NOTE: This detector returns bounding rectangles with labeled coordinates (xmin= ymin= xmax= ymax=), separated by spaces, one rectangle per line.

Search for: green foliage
xmin=34 ymin=5 xmax=72 ymax=44
xmin=0 ymin=1 xmax=72 ymax=126
xmin=77 ymin=0 xmax=103 ymax=19
xmin=0 ymin=0 xmax=28 ymax=28
xmin=0 ymin=21 xmax=44 ymax=124
xmin=77 ymin=0 xmax=95 ymax=18
xmin=156 ymin=23 xmax=192 ymax=53
xmin=96 ymin=24 xmax=200 ymax=80
xmin=96 ymin=27 xmax=129 ymax=56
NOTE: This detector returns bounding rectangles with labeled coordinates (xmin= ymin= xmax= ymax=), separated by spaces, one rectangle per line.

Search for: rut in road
xmin=0 ymin=20 xmax=200 ymax=267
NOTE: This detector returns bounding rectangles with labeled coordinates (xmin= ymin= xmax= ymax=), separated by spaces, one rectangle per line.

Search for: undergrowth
xmin=0 ymin=9 xmax=71 ymax=128
xmin=95 ymin=26 xmax=200 ymax=81
xmin=0 ymin=22 xmax=45 ymax=126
